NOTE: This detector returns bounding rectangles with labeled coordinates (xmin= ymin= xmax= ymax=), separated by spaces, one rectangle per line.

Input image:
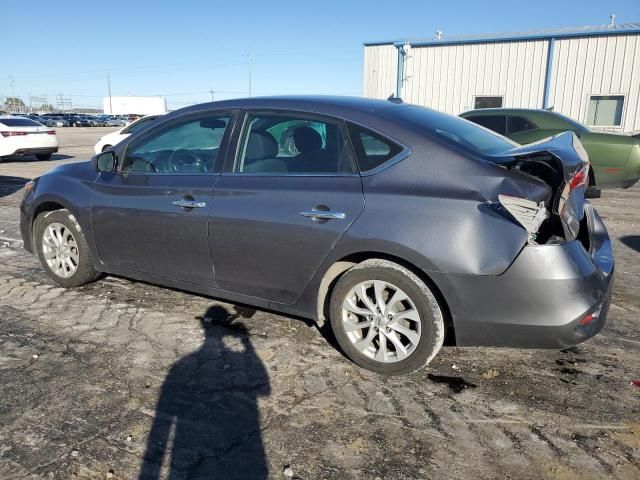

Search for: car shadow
xmin=0 ymin=176 xmax=29 ymax=198
xmin=138 ymin=305 xmax=270 ymax=479
xmin=0 ymin=154 xmax=74 ymax=163
xmin=619 ymin=235 xmax=640 ymax=253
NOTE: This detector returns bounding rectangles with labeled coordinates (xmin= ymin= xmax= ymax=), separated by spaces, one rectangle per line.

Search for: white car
xmin=0 ymin=116 xmax=59 ymax=161
xmin=93 ymin=114 xmax=162 ymax=154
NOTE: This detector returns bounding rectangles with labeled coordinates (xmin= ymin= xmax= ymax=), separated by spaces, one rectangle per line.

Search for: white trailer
xmin=102 ymin=96 xmax=167 ymax=115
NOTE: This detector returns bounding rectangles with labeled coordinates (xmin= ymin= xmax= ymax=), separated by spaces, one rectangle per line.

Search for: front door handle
xmin=173 ymin=200 xmax=207 ymax=209
xmin=300 ymin=210 xmax=346 ymax=220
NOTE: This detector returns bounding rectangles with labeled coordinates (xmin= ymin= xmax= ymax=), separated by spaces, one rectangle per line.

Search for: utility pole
xmin=246 ymin=52 xmax=252 ymax=97
xmin=209 ymin=88 xmax=215 ymax=101
xmin=8 ymin=76 xmax=15 ymax=111
xmin=107 ymin=70 xmax=113 ymax=114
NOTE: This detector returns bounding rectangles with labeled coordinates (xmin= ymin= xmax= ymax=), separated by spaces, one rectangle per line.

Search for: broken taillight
xmin=555 ymin=165 xmax=589 ymax=241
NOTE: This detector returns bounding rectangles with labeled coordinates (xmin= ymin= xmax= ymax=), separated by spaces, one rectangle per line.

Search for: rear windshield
xmin=0 ymin=117 xmax=43 ymax=127
xmin=388 ymin=106 xmax=516 ymax=156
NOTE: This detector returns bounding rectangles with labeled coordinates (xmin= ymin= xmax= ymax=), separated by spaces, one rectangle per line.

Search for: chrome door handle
xmin=300 ymin=210 xmax=346 ymax=220
xmin=173 ymin=200 xmax=207 ymax=208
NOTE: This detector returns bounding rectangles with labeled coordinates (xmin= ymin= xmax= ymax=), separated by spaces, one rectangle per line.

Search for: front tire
xmin=34 ymin=209 xmax=101 ymax=287
xmin=101 ymin=144 xmax=113 ymax=152
xmin=329 ymin=259 xmax=445 ymax=375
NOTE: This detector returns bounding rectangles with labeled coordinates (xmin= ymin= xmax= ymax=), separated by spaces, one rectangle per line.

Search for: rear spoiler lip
xmin=487 ymin=131 xmax=589 ymax=181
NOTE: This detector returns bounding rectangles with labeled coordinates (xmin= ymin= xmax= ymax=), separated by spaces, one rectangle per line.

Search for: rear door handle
xmin=173 ymin=200 xmax=207 ymax=209
xmin=300 ymin=210 xmax=346 ymax=220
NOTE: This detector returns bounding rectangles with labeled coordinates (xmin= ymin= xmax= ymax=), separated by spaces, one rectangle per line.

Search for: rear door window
xmin=346 ymin=123 xmax=403 ymax=172
xmin=235 ymin=113 xmax=355 ymax=174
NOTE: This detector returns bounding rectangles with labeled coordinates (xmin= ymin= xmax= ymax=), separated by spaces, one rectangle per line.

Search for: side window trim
xmin=117 ymin=109 xmax=234 ymax=175
xmin=224 ymin=109 xmax=359 ymax=177
xmin=345 ymin=120 xmax=410 ymax=176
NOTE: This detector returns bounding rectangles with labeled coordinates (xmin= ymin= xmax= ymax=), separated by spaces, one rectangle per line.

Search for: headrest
xmin=293 ymin=126 xmax=322 ymax=153
xmin=246 ymin=130 xmax=278 ymax=161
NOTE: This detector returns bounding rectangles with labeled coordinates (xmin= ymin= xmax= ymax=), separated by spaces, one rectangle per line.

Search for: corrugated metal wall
xmin=549 ymin=35 xmax=640 ymax=132
xmin=401 ymin=40 xmax=548 ymax=114
xmin=363 ymin=45 xmax=398 ymax=99
xmin=364 ymin=33 xmax=640 ymax=132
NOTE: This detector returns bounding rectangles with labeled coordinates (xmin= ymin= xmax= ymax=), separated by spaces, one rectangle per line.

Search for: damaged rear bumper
xmin=443 ymin=202 xmax=614 ymax=348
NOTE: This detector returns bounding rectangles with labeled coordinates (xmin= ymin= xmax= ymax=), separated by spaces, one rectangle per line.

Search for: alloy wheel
xmin=341 ymin=280 xmax=421 ymax=363
xmin=41 ymin=222 xmax=80 ymax=278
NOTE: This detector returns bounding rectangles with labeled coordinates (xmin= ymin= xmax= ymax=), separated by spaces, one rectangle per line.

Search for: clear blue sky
xmin=2 ymin=0 xmax=638 ymax=110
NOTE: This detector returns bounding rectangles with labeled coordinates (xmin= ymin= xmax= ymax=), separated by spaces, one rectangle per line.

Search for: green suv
xmin=460 ymin=108 xmax=640 ymax=191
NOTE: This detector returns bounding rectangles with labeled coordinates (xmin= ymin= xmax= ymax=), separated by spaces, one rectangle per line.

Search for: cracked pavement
xmin=0 ymin=129 xmax=638 ymax=479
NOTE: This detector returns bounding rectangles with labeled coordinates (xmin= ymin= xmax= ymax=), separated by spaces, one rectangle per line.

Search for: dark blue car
xmin=20 ymin=96 xmax=614 ymax=374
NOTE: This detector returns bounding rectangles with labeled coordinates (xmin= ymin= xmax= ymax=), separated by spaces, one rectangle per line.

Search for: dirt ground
xmin=0 ymin=128 xmax=638 ymax=479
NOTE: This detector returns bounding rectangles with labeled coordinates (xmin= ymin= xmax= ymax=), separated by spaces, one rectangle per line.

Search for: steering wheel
xmin=168 ymin=149 xmax=206 ymax=173
xmin=125 ymin=156 xmax=158 ymax=173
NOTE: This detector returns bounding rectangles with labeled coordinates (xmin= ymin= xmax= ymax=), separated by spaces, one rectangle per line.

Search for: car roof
xmin=171 ymin=95 xmax=471 ymax=140
xmin=176 ymin=95 xmax=413 ymax=119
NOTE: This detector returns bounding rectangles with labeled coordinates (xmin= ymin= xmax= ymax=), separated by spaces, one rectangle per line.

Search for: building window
xmin=587 ymin=95 xmax=624 ymax=127
xmin=474 ymin=96 xmax=503 ymax=109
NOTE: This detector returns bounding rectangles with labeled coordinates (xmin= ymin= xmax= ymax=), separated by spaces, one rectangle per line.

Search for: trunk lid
xmin=487 ymin=131 xmax=590 ymax=243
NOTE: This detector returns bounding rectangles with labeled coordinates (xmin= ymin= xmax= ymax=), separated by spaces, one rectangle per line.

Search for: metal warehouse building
xmin=364 ymin=22 xmax=640 ymax=133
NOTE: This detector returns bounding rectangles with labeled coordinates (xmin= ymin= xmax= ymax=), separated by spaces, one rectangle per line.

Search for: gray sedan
xmin=19 ymin=96 xmax=614 ymax=375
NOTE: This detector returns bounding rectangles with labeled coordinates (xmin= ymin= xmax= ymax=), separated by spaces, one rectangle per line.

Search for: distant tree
xmin=3 ymin=97 xmax=25 ymax=111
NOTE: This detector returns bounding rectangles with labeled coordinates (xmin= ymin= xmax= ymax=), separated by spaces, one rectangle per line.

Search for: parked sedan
xmin=20 ymin=97 xmax=614 ymax=375
xmin=460 ymin=108 xmax=640 ymax=192
xmin=93 ymin=114 xmax=161 ymax=153
xmin=0 ymin=115 xmax=58 ymax=160
xmin=65 ymin=116 xmax=92 ymax=127
xmin=35 ymin=116 xmax=69 ymax=128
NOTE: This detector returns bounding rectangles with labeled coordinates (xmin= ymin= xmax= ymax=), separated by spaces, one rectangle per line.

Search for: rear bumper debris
xmin=443 ymin=202 xmax=615 ymax=348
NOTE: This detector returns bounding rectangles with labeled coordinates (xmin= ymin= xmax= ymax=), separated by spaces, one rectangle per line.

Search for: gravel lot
xmin=0 ymin=128 xmax=638 ymax=479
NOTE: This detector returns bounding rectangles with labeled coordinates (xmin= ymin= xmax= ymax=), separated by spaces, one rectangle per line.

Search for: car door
xmin=210 ymin=110 xmax=365 ymax=304
xmin=91 ymin=111 xmax=233 ymax=286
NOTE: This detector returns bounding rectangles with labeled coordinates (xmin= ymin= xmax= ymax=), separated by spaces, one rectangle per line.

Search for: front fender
xmin=23 ymin=165 xmax=104 ymax=270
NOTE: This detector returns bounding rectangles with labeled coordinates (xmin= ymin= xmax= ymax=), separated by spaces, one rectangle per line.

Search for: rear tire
xmin=329 ymin=259 xmax=445 ymax=375
xmin=35 ymin=153 xmax=52 ymax=161
xmin=34 ymin=209 xmax=101 ymax=287
xmin=101 ymin=144 xmax=113 ymax=152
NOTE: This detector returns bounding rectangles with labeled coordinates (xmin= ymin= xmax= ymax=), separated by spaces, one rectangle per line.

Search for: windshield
xmin=389 ymin=106 xmax=517 ymax=156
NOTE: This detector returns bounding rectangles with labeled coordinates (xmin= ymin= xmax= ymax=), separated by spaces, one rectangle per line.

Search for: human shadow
xmin=0 ymin=176 xmax=29 ymax=198
xmin=139 ymin=305 xmax=270 ymax=479
xmin=620 ymin=235 xmax=640 ymax=253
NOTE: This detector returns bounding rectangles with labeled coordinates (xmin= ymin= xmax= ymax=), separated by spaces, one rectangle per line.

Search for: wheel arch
xmin=31 ymin=200 xmax=71 ymax=244
xmin=588 ymin=166 xmax=596 ymax=186
xmin=315 ymin=251 xmax=456 ymax=345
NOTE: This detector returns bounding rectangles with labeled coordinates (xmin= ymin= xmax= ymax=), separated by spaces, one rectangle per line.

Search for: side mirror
xmin=95 ymin=151 xmax=117 ymax=173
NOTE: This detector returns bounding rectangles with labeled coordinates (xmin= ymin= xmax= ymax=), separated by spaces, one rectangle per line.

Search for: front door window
xmin=121 ymin=115 xmax=230 ymax=174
